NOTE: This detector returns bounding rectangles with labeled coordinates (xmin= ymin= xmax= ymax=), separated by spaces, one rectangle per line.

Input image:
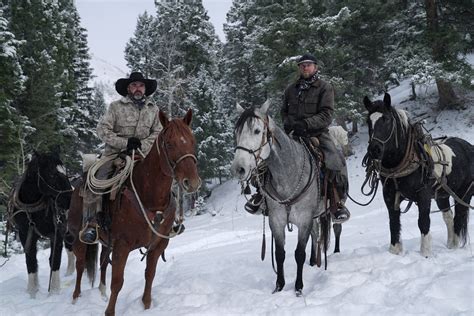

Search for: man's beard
xmin=132 ymin=92 xmax=144 ymax=100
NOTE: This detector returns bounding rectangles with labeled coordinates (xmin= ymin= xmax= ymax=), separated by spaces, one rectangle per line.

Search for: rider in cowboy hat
xmin=245 ymin=53 xmax=351 ymax=224
xmin=80 ymin=72 xmax=164 ymax=244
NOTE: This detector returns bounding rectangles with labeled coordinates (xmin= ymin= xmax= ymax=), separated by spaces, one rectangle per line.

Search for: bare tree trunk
xmin=435 ymin=79 xmax=460 ymax=109
xmin=424 ymin=0 xmax=459 ymax=109
xmin=351 ymin=119 xmax=358 ymax=134
xmin=410 ymin=81 xmax=417 ymax=100
xmin=335 ymin=116 xmax=348 ymax=131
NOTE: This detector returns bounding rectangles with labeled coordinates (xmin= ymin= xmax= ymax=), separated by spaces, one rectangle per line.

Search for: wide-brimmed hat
xmin=297 ymin=53 xmax=318 ymax=65
xmin=115 ymin=72 xmax=157 ymax=96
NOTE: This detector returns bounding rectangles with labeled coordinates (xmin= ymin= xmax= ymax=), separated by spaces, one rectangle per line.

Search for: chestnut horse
xmin=67 ymin=109 xmax=200 ymax=315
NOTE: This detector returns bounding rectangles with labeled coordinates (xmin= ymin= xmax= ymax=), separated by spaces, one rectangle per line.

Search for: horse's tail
xmin=320 ymin=213 xmax=331 ymax=269
xmin=85 ymin=244 xmax=98 ymax=287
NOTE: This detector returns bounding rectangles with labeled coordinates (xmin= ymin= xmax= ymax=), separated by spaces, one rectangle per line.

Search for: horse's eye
xmin=254 ymin=129 xmax=261 ymax=135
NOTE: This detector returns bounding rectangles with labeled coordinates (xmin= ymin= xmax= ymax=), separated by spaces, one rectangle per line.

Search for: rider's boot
xmin=80 ymin=195 xmax=101 ymax=244
xmin=80 ymin=219 xmax=99 ymax=244
xmin=329 ymin=171 xmax=351 ymax=224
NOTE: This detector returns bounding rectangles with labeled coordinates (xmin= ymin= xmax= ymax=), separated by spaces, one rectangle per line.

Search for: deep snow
xmin=0 ymin=85 xmax=473 ymax=315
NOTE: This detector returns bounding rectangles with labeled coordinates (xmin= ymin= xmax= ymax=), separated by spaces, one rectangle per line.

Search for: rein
xmin=131 ymin=131 xmax=197 ymax=240
xmin=261 ymin=138 xmax=317 ymax=207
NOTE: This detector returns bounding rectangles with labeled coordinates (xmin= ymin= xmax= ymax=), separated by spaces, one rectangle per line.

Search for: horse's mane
xmin=235 ymin=108 xmax=260 ymax=136
xmin=394 ymin=108 xmax=409 ymax=130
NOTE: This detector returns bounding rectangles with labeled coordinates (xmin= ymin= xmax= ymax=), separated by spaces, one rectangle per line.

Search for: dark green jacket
xmin=281 ymin=78 xmax=334 ymax=137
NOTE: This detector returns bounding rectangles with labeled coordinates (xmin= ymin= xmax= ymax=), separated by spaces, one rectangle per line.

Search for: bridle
xmin=158 ymin=125 xmax=198 ymax=179
xmin=368 ymin=111 xmax=400 ymax=151
xmin=234 ymin=115 xmax=273 ymax=170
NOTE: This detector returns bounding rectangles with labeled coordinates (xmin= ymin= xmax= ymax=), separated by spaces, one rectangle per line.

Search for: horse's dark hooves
xmin=295 ymin=289 xmax=303 ymax=297
xmin=272 ymin=285 xmax=283 ymax=294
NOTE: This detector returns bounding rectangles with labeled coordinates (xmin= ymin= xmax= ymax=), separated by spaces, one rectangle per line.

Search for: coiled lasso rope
xmin=85 ymin=150 xmax=144 ymax=195
xmin=85 ymin=149 xmax=178 ymax=239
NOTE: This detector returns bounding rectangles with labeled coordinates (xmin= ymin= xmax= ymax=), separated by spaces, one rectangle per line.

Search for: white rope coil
xmin=86 ymin=153 xmax=136 ymax=195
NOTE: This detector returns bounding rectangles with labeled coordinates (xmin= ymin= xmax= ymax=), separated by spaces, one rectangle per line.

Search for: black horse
xmin=8 ymin=149 xmax=73 ymax=297
xmin=363 ymin=93 xmax=473 ymax=257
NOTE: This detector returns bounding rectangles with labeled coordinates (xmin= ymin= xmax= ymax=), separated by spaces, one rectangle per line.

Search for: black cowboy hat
xmin=297 ymin=53 xmax=318 ymax=65
xmin=115 ymin=72 xmax=158 ymax=96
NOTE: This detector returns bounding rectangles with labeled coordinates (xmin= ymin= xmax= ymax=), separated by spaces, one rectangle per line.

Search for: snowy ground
xmin=0 ymin=88 xmax=473 ymax=315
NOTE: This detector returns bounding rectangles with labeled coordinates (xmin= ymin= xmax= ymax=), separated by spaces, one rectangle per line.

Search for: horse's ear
xmin=257 ymin=99 xmax=271 ymax=115
xmin=159 ymin=110 xmax=169 ymax=128
xmin=383 ymin=92 xmax=392 ymax=108
xmin=363 ymin=96 xmax=373 ymax=112
xmin=183 ymin=108 xmax=193 ymax=126
xmin=236 ymin=102 xmax=245 ymax=114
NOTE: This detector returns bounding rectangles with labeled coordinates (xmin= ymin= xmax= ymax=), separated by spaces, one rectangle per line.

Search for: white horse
xmin=231 ymin=101 xmax=333 ymax=296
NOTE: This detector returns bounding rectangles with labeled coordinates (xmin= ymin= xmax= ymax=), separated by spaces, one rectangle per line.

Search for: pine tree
xmin=126 ymin=1 xmax=231 ymax=183
xmin=0 ymin=7 xmax=31 ymax=198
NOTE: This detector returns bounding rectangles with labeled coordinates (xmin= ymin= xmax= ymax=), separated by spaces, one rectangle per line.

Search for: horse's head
xmin=28 ymin=148 xmax=72 ymax=209
xmin=363 ymin=93 xmax=409 ymax=161
xmin=231 ymin=100 xmax=275 ymax=181
xmin=158 ymin=109 xmax=201 ymax=193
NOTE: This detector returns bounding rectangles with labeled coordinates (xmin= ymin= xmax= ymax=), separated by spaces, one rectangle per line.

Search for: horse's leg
xmin=294 ymin=225 xmax=311 ymax=295
xmin=383 ymin=185 xmax=402 ymax=255
xmin=105 ymin=242 xmax=130 ymax=316
xmin=333 ymin=223 xmax=342 ymax=253
xmin=72 ymin=240 xmax=87 ymax=301
xmin=64 ymin=234 xmax=75 ymax=276
xmin=99 ymin=245 xmax=111 ymax=298
xmin=453 ymin=194 xmax=471 ymax=248
xmin=142 ymin=239 xmax=170 ymax=309
xmin=18 ymin=229 xmax=39 ymax=297
xmin=309 ymin=218 xmax=319 ymax=266
xmin=271 ymin=224 xmax=286 ymax=293
xmin=417 ymin=194 xmax=432 ymax=258
xmin=48 ymin=234 xmax=64 ymax=294
xmin=436 ymin=197 xmax=456 ymax=248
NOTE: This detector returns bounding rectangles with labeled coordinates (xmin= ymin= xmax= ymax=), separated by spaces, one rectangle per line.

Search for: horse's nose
xmin=368 ymin=142 xmax=382 ymax=159
xmin=182 ymin=177 xmax=201 ymax=193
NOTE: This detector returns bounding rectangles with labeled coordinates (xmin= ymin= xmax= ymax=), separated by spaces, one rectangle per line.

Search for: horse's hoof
xmin=272 ymin=285 xmax=283 ymax=294
xmin=295 ymin=289 xmax=303 ymax=297
xmin=389 ymin=243 xmax=403 ymax=255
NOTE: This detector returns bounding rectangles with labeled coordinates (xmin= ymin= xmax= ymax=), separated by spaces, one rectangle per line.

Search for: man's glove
xmin=126 ymin=137 xmax=142 ymax=152
xmin=293 ymin=120 xmax=308 ymax=137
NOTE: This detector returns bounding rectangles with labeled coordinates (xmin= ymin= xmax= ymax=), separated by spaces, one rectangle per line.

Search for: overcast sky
xmin=75 ymin=0 xmax=232 ymax=72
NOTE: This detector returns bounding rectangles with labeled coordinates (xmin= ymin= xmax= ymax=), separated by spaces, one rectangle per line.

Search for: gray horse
xmin=231 ymin=101 xmax=332 ymax=296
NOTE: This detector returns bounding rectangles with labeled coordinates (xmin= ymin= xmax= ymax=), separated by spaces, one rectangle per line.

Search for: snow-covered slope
xmin=89 ymin=54 xmax=127 ymax=105
xmin=0 ymin=86 xmax=472 ymax=315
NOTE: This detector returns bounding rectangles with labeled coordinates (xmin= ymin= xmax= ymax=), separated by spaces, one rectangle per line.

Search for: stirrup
xmin=244 ymin=193 xmax=263 ymax=214
xmin=332 ymin=205 xmax=350 ymax=224
xmin=79 ymin=224 xmax=99 ymax=245
xmin=169 ymin=223 xmax=185 ymax=237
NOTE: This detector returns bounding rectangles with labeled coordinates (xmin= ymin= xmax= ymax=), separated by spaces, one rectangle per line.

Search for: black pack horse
xmin=363 ymin=93 xmax=473 ymax=257
xmin=8 ymin=149 xmax=73 ymax=297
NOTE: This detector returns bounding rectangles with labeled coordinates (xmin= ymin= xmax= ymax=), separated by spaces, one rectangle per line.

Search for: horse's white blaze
xmin=432 ymin=144 xmax=455 ymax=177
xmin=370 ymin=112 xmax=383 ymax=127
xmin=49 ymin=270 xmax=61 ymax=293
xmin=180 ymin=136 xmax=187 ymax=144
xmin=56 ymin=165 xmax=66 ymax=175
xmin=420 ymin=233 xmax=432 ymax=257
xmin=27 ymin=272 xmax=39 ymax=297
